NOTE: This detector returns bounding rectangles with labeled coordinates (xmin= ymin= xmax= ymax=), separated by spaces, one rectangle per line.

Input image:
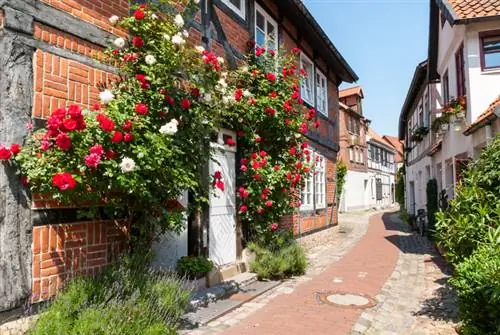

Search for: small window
xmin=314 ymin=153 xmax=326 ymax=209
xmin=455 ymin=43 xmax=466 ymax=95
xmin=424 ymin=92 xmax=430 ymax=127
xmin=300 ymin=53 xmax=315 ymax=105
xmin=359 ymin=148 xmax=364 ymax=164
xmin=442 ymin=70 xmax=449 ymax=104
xmin=255 ymin=4 xmax=278 ymax=51
xmin=349 ymin=147 xmax=354 ymax=162
xmin=221 ymin=0 xmax=246 ymax=19
xmin=481 ymin=33 xmax=500 ymax=70
xmin=316 ymin=70 xmax=328 ymax=116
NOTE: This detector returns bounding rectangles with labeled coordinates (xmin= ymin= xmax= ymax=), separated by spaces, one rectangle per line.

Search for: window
xmin=480 ymin=31 xmax=500 ymax=70
xmin=347 ymin=116 xmax=352 ymax=133
xmin=221 ymin=0 xmax=245 ymax=19
xmin=359 ymin=148 xmax=364 ymax=164
xmin=255 ymin=4 xmax=277 ymax=51
xmin=314 ymin=153 xmax=326 ymax=209
xmin=424 ymin=92 xmax=430 ymax=127
xmin=300 ymin=53 xmax=315 ymax=105
xmin=354 ymin=148 xmax=359 ymax=163
xmin=455 ymin=43 xmax=466 ymax=96
xmin=301 ymin=150 xmax=326 ymax=210
xmin=316 ymin=70 xmax=328 ymax=116
xmin=418 ymin=104 xmax=423 ymax=127
xmin=349 ymin=148 xmax=354 ymax=162
xmin=442 ymin=70 xmax=449 ymax=104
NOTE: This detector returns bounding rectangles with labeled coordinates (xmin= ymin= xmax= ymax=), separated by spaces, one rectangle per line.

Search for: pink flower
xmin=260 ymin=150 xmax=267 ymax=157
xmin=85 ymin=153 xmax=101 ymax=168
xmin=62 ymin=118 xmax=77 ymax=131
xmin=89 ymin=144 xmax=104 ymax=156
xmin=265 ymin=107 xmax=276 ymax=116
xmin=241 ymin=158 xmax=249 ymax=165
xmin=314 ymin=120 xmax=320 ymax=128
xmin=257 ymin=207 xmax=265 ymax=214
xmin=291 ymin=47 xmax=301 ymax=53
xmin=265 ymin=200 xmax=273 ymax=207
xmin=214 ymin=170 xmax=222 ymax=179
xmin=226 ymin=137 xmax=236 ymax=146
xmin=40 ymin=139 xmax=51 ymax=151
xmin=55 ymin=133 xmax=71 ymax=151
xmin=253 ymin=173 xmax=262 ymax=181
xmin=239 ymin=205 xmax=248 ymax=213
xmin=274 ymin=165 xmax=280 ymax=171
xmin=240 ymin=165 xmax=247 ymax=172
xmin=124 ymin=133 xmax=134 ymax=143
xmin=216 ymin=180 xmax=225 ymax=191
xmin=270 ymin=223 xmax=279 ymax=231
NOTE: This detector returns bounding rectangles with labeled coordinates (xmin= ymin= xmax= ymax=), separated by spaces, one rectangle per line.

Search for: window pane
xmin=229 ymin=0 xmax=242 ymax=9
xmin=483 ymin=36 xmax=500 ymax=52
xmin=256 ymin=12 xmax=264 ymax=30
xmin=484 ymin=52 xmax=500 ymax=68
xmin=256 ymin=30 xmax=265 ymax=47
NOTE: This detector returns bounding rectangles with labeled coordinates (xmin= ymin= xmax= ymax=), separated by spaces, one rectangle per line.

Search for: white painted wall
xmin=342 ymin=170 xmax=370 ymax=212
xmin=406 ymin=156 xmax=433 ymax=215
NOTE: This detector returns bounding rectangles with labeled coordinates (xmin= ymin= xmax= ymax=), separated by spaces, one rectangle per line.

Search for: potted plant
xmin=176 ymin=256 xmax=214 ymax=280
xmin=411 ymin=126 xmax=429 ymax=142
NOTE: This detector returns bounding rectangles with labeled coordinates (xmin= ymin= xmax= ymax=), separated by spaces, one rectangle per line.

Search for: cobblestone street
xmin=184 ymin=209 xmax=458 ymax=335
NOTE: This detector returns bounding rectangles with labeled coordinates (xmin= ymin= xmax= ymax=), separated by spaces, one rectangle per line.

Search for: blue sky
xmin=303 ymin=0 xmax=429 ymax=136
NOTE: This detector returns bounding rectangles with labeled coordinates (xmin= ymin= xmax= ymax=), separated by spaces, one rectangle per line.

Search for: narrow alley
xmin=184 ymin=210 xmax=458 ymax=335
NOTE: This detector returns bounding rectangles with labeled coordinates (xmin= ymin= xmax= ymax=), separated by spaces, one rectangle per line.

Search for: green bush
xmin=435 ymin=135 xmax=500 ymax=264
xmin=395 ymin=165 xmax=405 ymax=208
xmin=450 ymin=243 xmax=500 ymax=335
xmin=426 ymin=179 xmax=438 ymax=236
xmin=336 ymin=160 xmax=347 ymax=202
xmin=248 ymin=242 xmax=307 ymax=280
xmin=30 ymin=254 xmax=191 ymax=335
xmin=176 ymin=256 xmax=213 ymax=279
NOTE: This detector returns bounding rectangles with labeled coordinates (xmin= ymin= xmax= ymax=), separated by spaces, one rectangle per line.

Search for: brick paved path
xmin=185 ymin=210 xmax=458 ymax=335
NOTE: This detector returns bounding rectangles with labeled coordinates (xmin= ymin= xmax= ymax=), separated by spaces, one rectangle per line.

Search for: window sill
xmin=480 ymin=68 xmax=500 ymax=75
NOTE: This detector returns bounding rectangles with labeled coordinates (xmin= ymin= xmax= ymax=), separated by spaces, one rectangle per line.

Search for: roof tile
xmin=464 ymin=96 xmax=500 ymax=134
xmin=444 ymin=0 xmax=500 ymax=19
xmin=339 ymin=86 xmax=363 ymax=99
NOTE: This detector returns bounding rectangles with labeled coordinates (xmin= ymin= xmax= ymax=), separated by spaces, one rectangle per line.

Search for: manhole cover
xmin=316 ymin=291 xmax=377 ymax=309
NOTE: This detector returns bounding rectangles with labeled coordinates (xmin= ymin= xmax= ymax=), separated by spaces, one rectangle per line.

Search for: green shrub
xmin=450 ymin=243 xmax=500 ymax=335
xmin=336 ymin=160 xmax=347 ymax=202
xmin=248 ymin=242 xmax=307 ymax=280
xmin=426 ymin=179 xmax=438 ymax=236
xmin=176 ymin=256 xmax=213 ymax=279
xmin=30 ymin=254 xmax=190 ymax=335
xmin=435 ymin=135 xmax=500 ymax=264
xmin=395 ymin=165 xmax=405 ymax=208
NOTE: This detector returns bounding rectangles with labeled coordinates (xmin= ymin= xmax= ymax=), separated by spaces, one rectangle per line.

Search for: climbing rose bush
xmin=1 ymin=0 xmax=227 ymax=237
xmin=226 ymin=45 xmax=315 ymax=245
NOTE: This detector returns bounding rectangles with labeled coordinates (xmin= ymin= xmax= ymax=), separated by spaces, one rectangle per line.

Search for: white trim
xmin=316 ymin=69 xmax=328 ymax=116
xmin=255 ymin=4 xmax=278 ymax=51
xmin=221 ymin=0 xmax=246 ymax=19
xmin=300 ymin=52 xmax=315 ymax=106
xmin=300 ymin=150 xmax=326 ymax=211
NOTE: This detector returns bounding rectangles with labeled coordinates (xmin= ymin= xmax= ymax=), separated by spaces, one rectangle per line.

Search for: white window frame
xmin=316 ymin=69 xmax=328 ymax=116
xmin=349 ymin=147 xmax=354 ymax=162
xmin=255 ymin=4 xmax=278 ymax=51
xmin=300 ymin=150 xmax=326 ymax=211
xmin=300 ymin=53 xmax=315 ymax=106
xmin=360 ymin=148 xmax=364 ymax=164
xmin=221 ymin=0 xmax=246 ymax=19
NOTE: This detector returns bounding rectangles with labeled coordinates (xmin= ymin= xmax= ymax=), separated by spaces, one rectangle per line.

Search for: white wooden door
xmin=209 ymin=130 xmax=237 ymax=266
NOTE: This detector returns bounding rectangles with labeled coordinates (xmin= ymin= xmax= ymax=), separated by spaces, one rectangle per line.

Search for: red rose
xmin=260 ymin=150 xmax=267 ymax=157
xmin=260 ymin=193 xmax=267 ymax=200
xmin=55 ymin=133 xmax=71 ymax=151
xmin=269 ymin=50 xmax=276 ymax=57
xmin=266 ymin=73 xmax=276 ymax=82
xmin=274 ymin=165 xmax=280 ymax=171
xmin=124 ymin=133 xmax=134 ymax=143
xmin=68 ymin=105 xmax=82 ymax=117
xmin=215 ymin=180 xmax=225 ymax=191
xmin=10 ymin=144 xmax=21 ymax=155
xmin=136 ymin=74 xmax=147 ymax=82
xmin=234 ymin=89 xmax=243 ymax=102
xmin=89 ymin=144 xmax=104 ymax=156
xmin=97 ymin=114 xmax=115 ymax=132
xmin=134 ymin=10 xmax=145 ymax=20
xmin=239 ymin=205 xmax=248 ymax=213
xmin=292 ymin=91 xmax=300 ymax=100
xmin=269 ymin=91 xmax=277 ymax=98
xmin=52 ymin=172 xmax=77 ymax=191
xmin=301 ymin=142 xmax=309 ymax=149
xmin=257 ymin=207 xmax=265 ymax=214
xmin=105 ymin=149 xmax=118 ymax=159
xmin=0 ymin=146 xmax=12 ymax=160
xmin=255 ymin=47 xmax=265 ymax=56
xmin=304 ymin=167 xmax=310 ymax=173
xmin=261 ymin=159 xmax=267 ymax=166
xmin=300 ymin=68 xmax=307 ymax=76
xmin=251 ymin=160 xmax=260 ymax=169
xmin=135 ymin=103 xmax=149 ymax=115
xmin=284 ymin=119 xmax=292 ymax=126
xmin=241 ymin=158 xmax=249 ymax=165
xmin=271 ymin=223 xmax=279 ymax=231
xmin=180 ymin=99 xmax=191 ymax=110
xmin=20 ymin=175 xmax=29 ymax=185
xmin=214 ymin=170 xmax=222 ymax=179
xmin=226 ymin=137 xmax=236 ymax=146
xmin=110 ymin=131 xmax=123 ymax=143
xmin=263 ymin=188 xmax=271 ymax=195
xmin=165 ymin=96 xmax=175 ymax=105
xmin=254 ymin=173 xmax=262 ymax=181
xmin=289 ymin=147 xmax=297 ymax=155
xmin=251 ymin=152 xmax=258 ymax=159
xmin=124 ymin=53 xmax=137 ymax=62
xmin=265 ymin=200 xmax=273 ymax=207
xmin=63 ymin=118 xmax=77 ymax=131
xmin=122 ymin=120 xmax=133 ymax=132
xmin=265 ymin=107 xmax=276 ymax=116
xmin=255 ymin=136 xmax=263 ymax=143
xmin=132 ymin=36 xmax=144 ymax=47
xmin=291 ymin=47 xmax=301 ymax=53
xmin=314 ymin=120 xmax=320 ymax=128
xmin=92 ymin=103 xmax=101 ymax=111
xmin=296 ymin=161 xmax=303 ymax=169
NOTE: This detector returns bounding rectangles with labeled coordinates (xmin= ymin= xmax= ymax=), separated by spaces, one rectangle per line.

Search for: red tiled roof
xmin=463 ymin=96 xmax=500 ymax=135
xmin=339 ymin=86 xmax=363 ymax=99
xmin=382 ymin=135 xmax=404 ymax=162
xmin=367 ymin=128 xmax=395 ymax=152
xmin=443 ymin=0 xmax=500 ymax=20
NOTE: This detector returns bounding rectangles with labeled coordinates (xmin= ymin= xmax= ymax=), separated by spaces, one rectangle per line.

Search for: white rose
xmin=195 ymin=45 xmax=205 ymax=53
xmin=193 ymin=0 xmax=200 ymax=3
xmin=243 ymin=90 xmax=251 ymax=97
xmin=174 ymin=14 xmax=184 ymax=28
xmin=217 ymin=57 xmax=225 ymax=64
xmin=163 ymin=34 xmax=171 ymax=41
xmin=109 ymin=15 xmax=119 ymax=25
xmin=172 ymin=34 xmax=184 ymax=45
xmin=242 ymin=66 xmax=249 ymax=72
xmin=145 ymin=55 xmax=157 ymax=65
xmin=182 ymin=30 xmax=189 ymax=38
xmin=99 ymin=90 xmax=114 ymax=104
xmin=120 ymin=157 xmax=136 ymax=173
xmin=151 ymin=13 xmax=158 ymax=20
xmin=113 ymin=37 xmax=126 ymax=49
xmin=159 ymin=119 xmax=179 ymax=135
xmin=203 ymin=93 xmax=212 ymax=102
xmin=217 ymin=78 xmax=227 ymax=87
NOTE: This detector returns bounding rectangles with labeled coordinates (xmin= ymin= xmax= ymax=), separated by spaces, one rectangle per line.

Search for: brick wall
xmin=31 ymin=220 xmax=128 ymax=302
